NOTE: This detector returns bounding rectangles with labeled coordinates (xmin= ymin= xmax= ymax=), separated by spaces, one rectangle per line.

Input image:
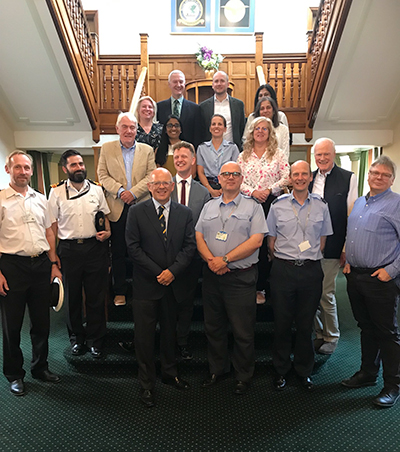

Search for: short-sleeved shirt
xmin=0 ymin=185 xmax=51 ymax=256
xmin=48 ymin=179 xmax=110 ymax=240
xmin=196 ymin=193 xmax=268 ymax=269
xmin=267 ymin=192 xmax=333 ymax=260
xmin=196 ymin=139 xmax=240 ymax=179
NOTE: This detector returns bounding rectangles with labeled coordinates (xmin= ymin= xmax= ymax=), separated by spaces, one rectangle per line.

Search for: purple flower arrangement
xmin=195 ymin=45 xmax=224 ymax=71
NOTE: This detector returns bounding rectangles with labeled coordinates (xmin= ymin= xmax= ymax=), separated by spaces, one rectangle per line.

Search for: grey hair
xmin=370 ymin=155 xmax=396 ymax=179
xmin=116 ymin=112 xmax=137 ymax=127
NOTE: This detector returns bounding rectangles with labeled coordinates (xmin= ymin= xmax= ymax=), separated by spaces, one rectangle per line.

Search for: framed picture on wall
xmin=171 ymin=0 xmax=211 ymax=33
xmin=215 ymin=0 xmax=254 ymax=33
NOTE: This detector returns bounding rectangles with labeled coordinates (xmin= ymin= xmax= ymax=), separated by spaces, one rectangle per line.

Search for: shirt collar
xmin=120 ymin=141 xmax=136 ymax=152
xmin=5 ymin=185 xmax=36 ymax=199
xmin=220 ymin=192 xmax=241 ymax=206
xmin=317 ymin=163 xmax=335 ymax=177
xmin=214 ymin=94 xmax=229 ymax=103
xmin=176 ymin=174 xmax=192 ymax=185
xmin=152 ymin=198 xmax=172 ymax=211
xmin=67 ymin=179 xmax=89 ymax=194
xmin=289 ymin=191 xmax=311 ymax=205
xmin=366 ymin=188 xmax=392 ymax=201
xmin=171 ymin=96 xmax=183 ymax=106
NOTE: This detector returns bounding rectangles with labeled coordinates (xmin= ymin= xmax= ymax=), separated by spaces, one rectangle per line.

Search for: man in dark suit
xmin=199 ymin=71 xmax=245 ymax=150
xmin=157 ymin=70 xmax=202 ymax=147
xmin=171 ymin=141 xmax=210 ymax=360
xmin=125 ymin=167 xmax=197 ymax=407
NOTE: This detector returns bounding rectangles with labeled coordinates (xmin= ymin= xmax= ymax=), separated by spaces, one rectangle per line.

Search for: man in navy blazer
xmin=199 ymin=71 xmax=245 ymax=150
xmin=157 ymin=70 xmax=202 ymax=147
xmin=125 ymin=167 xmax=196 ymax=407
xmin=171 ymin=141 xmax=210 ymax=360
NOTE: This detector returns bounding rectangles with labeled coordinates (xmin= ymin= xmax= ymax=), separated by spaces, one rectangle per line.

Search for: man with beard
xmin=48 ymin=150 xmax=111 ymax=359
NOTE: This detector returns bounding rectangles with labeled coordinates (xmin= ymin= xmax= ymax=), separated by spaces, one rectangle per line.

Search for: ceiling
xmin=0 ymin=0 xmax=399 ymax=153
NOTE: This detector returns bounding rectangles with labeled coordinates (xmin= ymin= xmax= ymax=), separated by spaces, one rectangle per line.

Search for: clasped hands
xmin=208 ymin=256 xmax=230 ymax=276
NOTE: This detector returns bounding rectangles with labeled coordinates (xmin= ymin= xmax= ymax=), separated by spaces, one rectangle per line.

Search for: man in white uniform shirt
xmin=48 ymin=150 xmax=111 ymax=359
xmin=0 ymin=151 xmax=61 ymax=396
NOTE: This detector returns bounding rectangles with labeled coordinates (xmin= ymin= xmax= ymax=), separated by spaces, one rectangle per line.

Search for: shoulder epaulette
xmin=310 ymin=193 xmax=327 ymax=203
xmin=88 ymin=179 xmax=101 ymax=187
xmin=242 ymin=194 xmax=253 ymax=200
xmin=272 ymin=194 xmax=290 ymax=204
xmin=50 ymin=180 xmax=65 ymax=189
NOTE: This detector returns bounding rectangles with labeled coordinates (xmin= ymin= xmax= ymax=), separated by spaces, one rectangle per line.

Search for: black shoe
xmin=233 ymin=380 xmax=249 ymax=395
xmin=118 ymin=341 xmax=134 ymax=353
xmin=71 ymin=343 xmax=86 ymax=356
xmin=140 ymin=389 xmax=155 ymax=408
xmin=298 ymin=375 xmax=314 ymax=390
xmin=32 ymin=370 xmax=61 ymax=383
xmin=10 ymin=379 xmax=25 ymax=396
xmin=202 ymin=373 xmax=229 ymax=387
xmin=161 ymin=376 xmax=190 ymax=390
xmin=178 ymin=345 xmax=193 ymax=360
xmin=273 ymin=375 xmax=287 ymax=391
xmin=313 ymin=338 xmax=325 ymax=352
xmin=90 ymin=347 xmax=103 ymax=359
xmin=373 ymin=388 xmax=400 ymax=408
xmin=341 ymin=370 xmax=377 ymax=388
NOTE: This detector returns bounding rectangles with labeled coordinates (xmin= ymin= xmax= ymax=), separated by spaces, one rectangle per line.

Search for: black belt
xmin=350 ymin=266 xmax=382 ymax=274
xmin=60 ymin=237 xmax=96 ymax=245
xmin=1 ymin=252 xmax=47 ymax=260
xmin=229 ymin=264 xmax=256 ymax=273
xmin=275 ymin=257 xmax=318 ymax=267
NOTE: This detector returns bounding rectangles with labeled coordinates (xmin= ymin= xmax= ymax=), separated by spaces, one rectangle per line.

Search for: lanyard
xmin=219 ymin=197 xmax=241 ymax=231
xmin=65 ymin=181 xmax=90 ymax=200
xmin=291 ymin=200 xmax=311 ymax=242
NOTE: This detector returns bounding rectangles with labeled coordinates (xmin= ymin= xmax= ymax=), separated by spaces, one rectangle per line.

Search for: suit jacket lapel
xmin=166 ymin=202 xmax=179 ymax=246
xmin=114 ymin=141 xmax=127 ymax=177
xmin=144 ymin=200 xmax=167 ymax=247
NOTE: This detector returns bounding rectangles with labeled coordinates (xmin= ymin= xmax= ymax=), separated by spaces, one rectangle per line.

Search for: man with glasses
xmin=342 ymin=155 xmax=400 ymax=408
xmin=98 ymin=112 xmax=156 ymax=306
xmin=125 ymin=168 xmax=196 ymax=407
xmin=196 ymin=161 xmax=267 ymax=395
xmin=157 ymin=70 xmax=201 ymax=147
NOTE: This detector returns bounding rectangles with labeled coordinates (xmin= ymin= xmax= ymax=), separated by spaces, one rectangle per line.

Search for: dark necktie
xmin=158 ymin=205 xmax=167 ymax=241
xmin=173 ymin=99 xmax=180 ymax=117
xmin=180 ymin=180 xmax=186 ymax=206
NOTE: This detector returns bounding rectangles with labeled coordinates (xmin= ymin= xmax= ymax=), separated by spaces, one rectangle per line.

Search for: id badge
xmin=298 ymin=240 xmax=311 ymax=252
xmin=22 ymin=213 xmax=36 ymax=224
xmin=216 ymin=231 xmax=228 ymax=242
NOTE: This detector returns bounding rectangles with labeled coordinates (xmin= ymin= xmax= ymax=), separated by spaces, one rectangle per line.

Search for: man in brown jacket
xmin=98 ymin=112 xmax=156 ymax=306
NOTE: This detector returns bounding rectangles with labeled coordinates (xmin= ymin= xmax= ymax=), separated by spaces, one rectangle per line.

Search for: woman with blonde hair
xmin=134 ymin=96 xmax=163 ymax=152
xmin=237 ymin=116 xmax=289 ymax=304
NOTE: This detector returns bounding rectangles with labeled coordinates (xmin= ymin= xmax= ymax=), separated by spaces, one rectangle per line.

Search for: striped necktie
xmin=173 ymin=99 xmax=180 ymax=117
xmin=158 ymin=205 xmax=167 ymax=241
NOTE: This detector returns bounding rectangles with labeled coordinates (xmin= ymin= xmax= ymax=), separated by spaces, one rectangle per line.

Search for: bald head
xmin=290 ymin=160 xmax=313 ymax=196
xmin=212 ymin=71 xmax=229 ymax=98
xmin=147 ymin=168 xmax=174 ymax=204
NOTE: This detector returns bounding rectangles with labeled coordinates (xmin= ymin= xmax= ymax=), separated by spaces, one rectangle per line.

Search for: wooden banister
xmin=129 ymin=67 xmax=148 ymax=115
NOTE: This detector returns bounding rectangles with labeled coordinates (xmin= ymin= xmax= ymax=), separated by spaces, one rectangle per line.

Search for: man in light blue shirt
xmin=342 ymin=155 xmax=400 ymax=408
xmin=267 ymin=160 xmax=333 ymax=391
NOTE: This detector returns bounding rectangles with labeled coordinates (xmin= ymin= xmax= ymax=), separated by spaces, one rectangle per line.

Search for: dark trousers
xmin=110 ymin=204 xmax=130 ymax=295
xmin=58 ymin=238 xmax=108 ymax=349
xmin=0 ymin=253 xmax=51 ymax=381
xmin=270 ymin=258 xmax=323 ymax=377
xmin=345 ymin=269 xmax=400 ymax=390
xmin=202 ymin=265 xmax=257 ymax=382
xmin=257 ymin=194 xmax=276 ymax=292
xmin=176 ymin=258 xmax=203 ymax=347
xmin=133 ymin=289 xmax=178 ymax=390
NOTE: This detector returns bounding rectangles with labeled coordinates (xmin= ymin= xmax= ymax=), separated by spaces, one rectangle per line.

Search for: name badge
xmin=216 ymin=231 xmax=228 ymax=242
xmin=22 ymin=213 xmax=36 ymax=224
xmin=298 ymin=240 xmax=311 ymax=252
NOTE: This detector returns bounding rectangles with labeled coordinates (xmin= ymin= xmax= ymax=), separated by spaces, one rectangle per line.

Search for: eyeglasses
xmin=149 ymin=181 xmax=173 ymax=188
xmin=166 ymin=123 xmax=181 ymax=129
xmin=369 ymin=170 xmax=393 ymax=179
xmin=255 ymin=127 xmax=268 ymax=132
xmin=220 ymin=171 xmax=241 ymax=178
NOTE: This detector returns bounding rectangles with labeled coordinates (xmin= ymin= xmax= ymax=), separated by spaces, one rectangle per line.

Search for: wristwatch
xmin=222 ymin=255 xmax=230 ymax=264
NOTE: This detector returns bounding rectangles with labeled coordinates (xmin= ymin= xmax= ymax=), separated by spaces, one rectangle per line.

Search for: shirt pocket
xmin=309 ymin=212 xmax=324 ymax=236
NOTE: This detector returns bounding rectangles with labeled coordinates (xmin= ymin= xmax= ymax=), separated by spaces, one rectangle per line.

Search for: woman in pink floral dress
xmin=237 ymin=116 xmax=289 ymax=304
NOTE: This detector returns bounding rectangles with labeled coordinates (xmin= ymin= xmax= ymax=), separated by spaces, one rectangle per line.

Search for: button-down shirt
xmin=48 ymin=179 xmax=110 ymax=240
xmin=267 ymin=192 xmax=333 ymax=260
xmin=119 ymin=141 xmax=136 ymax=194
xmin=196 ymin=193 xmax=267 ymax=269
xmin=0 ymin=185 xmax=51 ymax=256
xmin=312 ymin=165 xmax=358 ymax=215
xmin=175 ymin=175 xmax=192 ymax=206
xmin=152 ymin=198 xmax=172 ymax=232
xmin=196 ymin=140 xmax=240 ymax=178
xmin=214 ymin=94 xmax=233 ymax=142
xmin=346 ymin=188 xmax=400 ymax=282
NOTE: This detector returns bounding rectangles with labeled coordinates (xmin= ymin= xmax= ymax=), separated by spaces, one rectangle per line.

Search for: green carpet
xmin=0 ymin=273 xmax=399 ymax=452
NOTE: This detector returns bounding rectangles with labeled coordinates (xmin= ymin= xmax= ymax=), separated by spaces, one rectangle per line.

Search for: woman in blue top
xmin=197 ymin=114 xmax=240 ymax=198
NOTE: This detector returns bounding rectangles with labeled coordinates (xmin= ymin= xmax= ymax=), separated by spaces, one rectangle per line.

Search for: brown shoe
xmin=114 ymin=295 xmax=126 ymax=306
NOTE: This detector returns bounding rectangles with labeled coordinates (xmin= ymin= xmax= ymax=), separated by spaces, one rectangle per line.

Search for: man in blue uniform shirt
xmin=342 ymin=155 xmax=400 ymax=408
xmin=267 ymin=160 xmax=333 ymax=391
xmin=196 ymin=161 xmax=267 ymax=395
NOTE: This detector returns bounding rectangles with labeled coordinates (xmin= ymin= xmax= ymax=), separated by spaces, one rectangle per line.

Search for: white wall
xmin=82 ymin=0 xmax=320 ymax=55
xmin=0 ymin=113 xmax=15 ymax=188
xmin=383 ymin=120 xmax=400 ymax=194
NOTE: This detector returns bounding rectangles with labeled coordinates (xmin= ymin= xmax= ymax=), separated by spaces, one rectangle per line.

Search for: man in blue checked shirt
xmin=342 ymin=155 xmax=400 ymax=408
